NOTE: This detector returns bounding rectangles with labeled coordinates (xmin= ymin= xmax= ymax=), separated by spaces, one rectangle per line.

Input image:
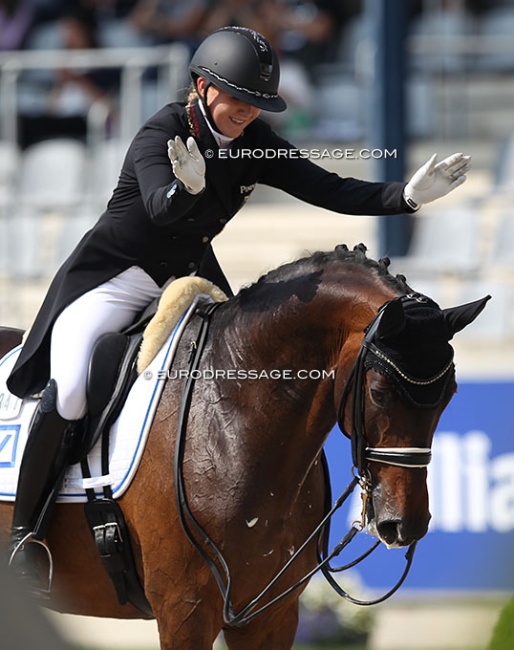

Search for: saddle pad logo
xmin=0 ymin=387 xmax=22 ymax=421
xmin=0 ymin=424 xmax=20 ymax=468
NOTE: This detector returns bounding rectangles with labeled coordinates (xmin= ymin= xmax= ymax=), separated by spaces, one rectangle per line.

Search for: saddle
xmin=77 ymin=299 xmax=158 ymax=462
xmin=81 ymin=274 xmax=227 ymax=457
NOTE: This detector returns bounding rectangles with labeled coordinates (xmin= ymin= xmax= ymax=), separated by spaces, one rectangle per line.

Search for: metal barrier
xmin=0 ymin=43 xmax=190 ymax=146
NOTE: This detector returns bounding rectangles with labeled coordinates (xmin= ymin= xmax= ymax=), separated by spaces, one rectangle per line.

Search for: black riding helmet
xmin=189 ymin=26 xmax=287 ymax=113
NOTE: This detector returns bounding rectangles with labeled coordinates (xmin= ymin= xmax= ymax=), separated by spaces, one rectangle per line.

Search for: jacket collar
xmin=185 ymin=100 xmax=240 ymax=215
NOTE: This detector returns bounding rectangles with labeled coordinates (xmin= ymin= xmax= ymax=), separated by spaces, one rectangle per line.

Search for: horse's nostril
xmin=376 ymin=520 xmax=401 ymax=546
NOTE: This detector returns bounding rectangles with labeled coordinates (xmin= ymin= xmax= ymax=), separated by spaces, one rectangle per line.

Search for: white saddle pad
xmin=0 ymin=295 xmax=207 ymax=503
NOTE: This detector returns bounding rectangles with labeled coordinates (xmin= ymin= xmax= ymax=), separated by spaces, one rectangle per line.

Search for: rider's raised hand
xmin=167 ymin=136 xmax=206 ymax=195
xmin=404 ymin=152 xmax=471 ymax=210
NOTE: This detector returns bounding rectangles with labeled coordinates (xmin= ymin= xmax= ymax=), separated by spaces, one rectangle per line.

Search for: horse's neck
xmin=210 ymin=290 xmax=369 ymax=455
xmin=225 ymin=288 xmax=375 ymax=373
xmin=194 ymin=297 xmax=332 ymax=506
xmin=179 ymin=282 xmax=394 ymax=514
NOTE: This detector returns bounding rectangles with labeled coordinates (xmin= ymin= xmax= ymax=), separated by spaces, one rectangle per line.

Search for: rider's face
xmin=197 ymin=77 xmax=261 ymax=138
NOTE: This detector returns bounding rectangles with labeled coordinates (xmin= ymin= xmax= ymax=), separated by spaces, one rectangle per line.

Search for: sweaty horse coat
xmin=7 ymin=100 xmax=411 ymax=398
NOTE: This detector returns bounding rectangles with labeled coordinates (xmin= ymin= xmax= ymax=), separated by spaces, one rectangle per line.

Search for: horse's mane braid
xmin=241 ymin=243 xmax=411 ymax=294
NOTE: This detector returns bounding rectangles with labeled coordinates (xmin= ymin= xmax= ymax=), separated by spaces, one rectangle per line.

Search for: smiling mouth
xmin=230 ymin=117 xmax=246 ymax=126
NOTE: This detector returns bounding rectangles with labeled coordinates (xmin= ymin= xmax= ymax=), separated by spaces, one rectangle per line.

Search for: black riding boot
xmin=8 ymin=379 xmax=75 ymax=595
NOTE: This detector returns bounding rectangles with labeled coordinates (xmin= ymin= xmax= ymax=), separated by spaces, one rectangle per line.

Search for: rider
xmin=6 ymin=26 xmax=470 ymax=592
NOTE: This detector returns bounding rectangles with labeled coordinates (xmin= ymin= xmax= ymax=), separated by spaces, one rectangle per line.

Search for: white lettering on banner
xmin=466 ymin=432 xmax=489 ymax=531
xmin=490 ymin=454 xmax=514 ymax=532
xmin=431 ymin=433 xmax=463 ymax=531
xmin=429 ymin=431 xmax=514 ymax=533
xmin=346 ymin=431 xmax=514 ymax=534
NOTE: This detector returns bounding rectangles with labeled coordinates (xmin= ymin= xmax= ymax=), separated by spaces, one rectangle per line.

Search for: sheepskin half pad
xmin=137 ymin=276 xmax=227 ymax=374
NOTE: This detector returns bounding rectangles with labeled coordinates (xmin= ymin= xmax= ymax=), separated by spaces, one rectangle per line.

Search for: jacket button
xmin=219 ymin=218 xmax=227 ymax=224
xmin=188 ymin=262 xmax=196 ymax=270
xmin=159 ymin=261 xmax=168 ymax=268
xmin=202 ymin=236 xmax=209 ymax=243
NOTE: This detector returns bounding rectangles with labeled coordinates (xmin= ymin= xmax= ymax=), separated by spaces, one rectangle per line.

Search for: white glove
xmin=404 ymin=152 xmax=471 ymax=209
xmin=167 ymin=135 xmax=206 ymax=195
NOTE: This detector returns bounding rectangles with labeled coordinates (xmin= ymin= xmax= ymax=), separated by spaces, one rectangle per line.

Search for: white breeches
xmin=50 ymin=266 xmax=168 ymax=420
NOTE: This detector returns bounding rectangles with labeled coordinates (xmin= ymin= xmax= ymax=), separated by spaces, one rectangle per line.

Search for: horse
xmin=0 ymin=244 xmax=488 ymax=650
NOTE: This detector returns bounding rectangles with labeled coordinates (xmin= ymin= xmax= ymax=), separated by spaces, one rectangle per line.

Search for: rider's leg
xmin=8 ymin=379 xmax=75 ymax=591
xmin=50 ymin=266 xmax=166 ymax=420
xmin=9 ymin=266 xmax=165 ymax=590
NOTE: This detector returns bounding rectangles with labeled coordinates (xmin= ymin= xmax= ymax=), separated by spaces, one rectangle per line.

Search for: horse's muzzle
xmin=366 ymin=501 xmax=431 ymax=548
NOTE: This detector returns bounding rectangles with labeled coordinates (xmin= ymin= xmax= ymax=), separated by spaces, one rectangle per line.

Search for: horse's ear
xmin=375 ymin=298 xmax=406 ymax=339
xmin=443 ymin=295 xmax=491 ymax=338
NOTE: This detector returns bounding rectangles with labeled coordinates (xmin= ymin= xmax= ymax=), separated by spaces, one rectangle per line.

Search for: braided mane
xmin=238 ymin=243 xmax=411 ymax=297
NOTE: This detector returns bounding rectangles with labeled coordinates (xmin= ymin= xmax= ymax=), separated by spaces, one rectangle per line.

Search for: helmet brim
xmin=191 ymin=67 xmax=287 ymax=113
xmin=227 ymin=86 xmax=287 ymax=113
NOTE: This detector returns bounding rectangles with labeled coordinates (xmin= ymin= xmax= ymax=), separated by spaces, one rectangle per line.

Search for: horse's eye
xmin=370 ymin=387 xmax=389 ymax=407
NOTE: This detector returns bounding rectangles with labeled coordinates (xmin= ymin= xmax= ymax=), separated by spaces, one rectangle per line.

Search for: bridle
xmin=336 ymin=293 xmax=450 ymax=477
xmin=314 ymin=293 xmax=455 ymax=604
xmin=173 ymin=294 xmax=454 ymax=625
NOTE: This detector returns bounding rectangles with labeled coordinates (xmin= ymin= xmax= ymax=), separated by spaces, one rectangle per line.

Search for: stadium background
xmin=1 ymin=1 xmax=514 ymax=648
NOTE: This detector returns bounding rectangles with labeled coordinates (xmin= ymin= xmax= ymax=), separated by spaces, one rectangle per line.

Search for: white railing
xmin=0 ymin=43 xmax=190 ymax=146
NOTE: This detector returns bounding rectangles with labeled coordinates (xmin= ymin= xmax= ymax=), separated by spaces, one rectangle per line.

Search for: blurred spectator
xmin=87 ymin=0 xmax=140 ymax=20
xmin=18 ymin=4 xmax=120 ymax=147
xmin=201 ymin=0 xmax=270 ymax=37
xmin=47 ymin=6 xmax=117 ymax=109
xmin=0 ymin=0 xmax=36 ymax=50
xmin=466 ymin=0 xmax=514 ymax=13
xmin=30 ymin=0 xmax=67 ymax=24
xmin=269 ymin=0 xmax=342 ymax=69
xmin=270 ymin=1 xmax=366 ymax=73
xmin=129 ymin=0 xmax=208 ymax=51
xmin=205 ymin=0 xmax=358 ymax=71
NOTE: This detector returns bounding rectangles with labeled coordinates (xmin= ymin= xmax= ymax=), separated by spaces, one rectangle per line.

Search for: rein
xmin=173 ymin=294 xmax=443 ymax=626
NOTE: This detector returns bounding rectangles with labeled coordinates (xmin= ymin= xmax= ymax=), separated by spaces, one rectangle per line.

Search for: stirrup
xmin=9 ymin=532 xmax=54 ymax=598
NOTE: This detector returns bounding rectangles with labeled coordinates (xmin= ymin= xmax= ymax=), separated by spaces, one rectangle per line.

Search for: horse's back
xmin=0 ymin=327 xmax=23 ymax=359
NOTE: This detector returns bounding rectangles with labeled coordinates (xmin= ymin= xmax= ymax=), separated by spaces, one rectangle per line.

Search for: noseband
xmin=336 ymin=293 xmax=453 ymax=476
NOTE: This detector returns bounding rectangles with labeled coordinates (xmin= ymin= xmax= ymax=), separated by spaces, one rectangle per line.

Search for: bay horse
xmin=0 ymin=244 xmax=488 ymax=650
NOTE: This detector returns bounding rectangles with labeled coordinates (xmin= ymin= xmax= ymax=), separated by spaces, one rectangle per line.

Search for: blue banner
xmin=325 ymin=381 xmax=514 ymax=591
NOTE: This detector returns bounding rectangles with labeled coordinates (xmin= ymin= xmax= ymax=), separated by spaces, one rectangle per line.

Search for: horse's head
xmin=338 ymin=291 xmax=490 ymax=548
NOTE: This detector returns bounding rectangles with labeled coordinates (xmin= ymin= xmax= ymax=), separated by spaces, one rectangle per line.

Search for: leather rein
xmin=174 ymin=295 xmax=451 ymax=626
